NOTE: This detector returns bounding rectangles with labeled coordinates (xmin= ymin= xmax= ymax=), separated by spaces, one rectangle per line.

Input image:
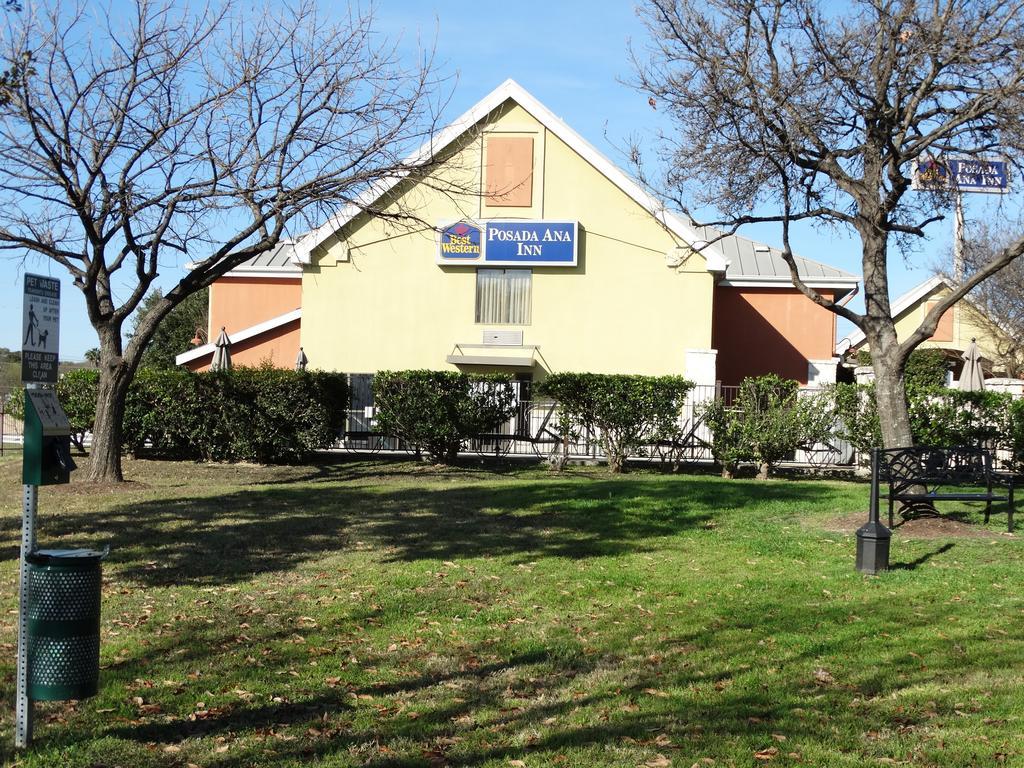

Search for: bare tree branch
xmin=0 ymin=0 xmax=457 ymax=480
xmin=632 ymin=0 xmax=1024 ymax=448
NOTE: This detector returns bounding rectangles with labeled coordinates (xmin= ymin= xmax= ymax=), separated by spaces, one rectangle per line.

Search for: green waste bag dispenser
xmin=23 ymin=389 xmax=76 ymax=486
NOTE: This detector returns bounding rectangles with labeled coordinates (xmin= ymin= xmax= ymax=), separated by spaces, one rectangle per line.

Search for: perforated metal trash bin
xmin=25 ymin=548 xmax=105 ymax=701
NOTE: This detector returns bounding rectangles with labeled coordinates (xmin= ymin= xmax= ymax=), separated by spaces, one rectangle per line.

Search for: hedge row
xmin=34 ymin=367 xmax=1024 ymax=473
xmin=833 ymin=382 xmax=1024 ymax=470
xmin=53 ymin=367 xmax=347 ymax=463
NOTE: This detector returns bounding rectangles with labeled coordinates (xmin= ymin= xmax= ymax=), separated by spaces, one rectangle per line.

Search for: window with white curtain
xmin=475 ymin=269 xmax=532 ymax=324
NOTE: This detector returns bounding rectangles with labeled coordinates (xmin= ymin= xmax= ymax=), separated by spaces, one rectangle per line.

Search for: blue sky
xmin=0 ymin=0 xmax=1016 ymax=359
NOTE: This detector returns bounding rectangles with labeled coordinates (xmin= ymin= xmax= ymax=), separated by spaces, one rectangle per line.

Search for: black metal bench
xmin=876 ymin=446 xmax=1015 ymax=532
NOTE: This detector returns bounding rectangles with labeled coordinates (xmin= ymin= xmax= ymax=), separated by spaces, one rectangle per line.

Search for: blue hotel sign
xmin=947 ymin=158 xmax=1009 ymax=193
xmin=437 ymin=220 xmax=578 ymax=266
xmin=914 ymin=156 xmax=1009 ymax=194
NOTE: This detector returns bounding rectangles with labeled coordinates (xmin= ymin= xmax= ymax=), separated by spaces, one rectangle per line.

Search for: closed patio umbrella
xmin=958 ymin=338 xmax=985 ymax=391
xmin=295 ymin=347 xmax=308 ymax=371
xmin=210 ymin=327 xmax=232 ymax=371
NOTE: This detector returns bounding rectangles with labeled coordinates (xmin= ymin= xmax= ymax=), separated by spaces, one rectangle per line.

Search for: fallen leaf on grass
xmin=813 ymin=668 xmax=835 ymax=686
xmin=754 ymin=747 xmax=779 ymax=761
xmin=642 ymin=755 xmax=671 ymax=767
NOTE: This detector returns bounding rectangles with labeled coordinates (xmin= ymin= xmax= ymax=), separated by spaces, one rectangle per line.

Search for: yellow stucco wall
xmin=300 ymin=100 xmax=715 ymax=378
xmin=884 ymin=285 xmax=1004 ymax=363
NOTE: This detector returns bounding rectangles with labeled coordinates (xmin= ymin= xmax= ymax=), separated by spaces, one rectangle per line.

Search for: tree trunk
xmin=756 ymin=461 xmax=771 ymax=481
xmin=859 ymin=218 xmax=916 ymax=450
xmin=865 ymin=324 xmax=915 ymax=449
xmin=721 ymin=463 xmax=735 ymax=479
xmin=87 ymin=326 xmax=136 ymax=483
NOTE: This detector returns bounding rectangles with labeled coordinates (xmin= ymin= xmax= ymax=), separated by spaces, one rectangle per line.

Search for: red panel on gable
xmin=485 ymin=136 xmax=534 ymax=207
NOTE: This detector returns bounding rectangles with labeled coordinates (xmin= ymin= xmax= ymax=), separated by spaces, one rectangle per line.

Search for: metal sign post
xmin=16 ymin=274 xmax=61 ymax=749
xmin=16 ymin=479 xmax=37 ymax=748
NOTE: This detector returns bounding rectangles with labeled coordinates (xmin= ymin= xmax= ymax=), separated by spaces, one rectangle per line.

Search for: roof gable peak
xmin=289 ymin=79 xmax=729 ymax=272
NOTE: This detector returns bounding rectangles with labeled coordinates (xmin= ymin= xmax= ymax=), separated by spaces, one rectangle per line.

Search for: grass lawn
xmin=0 ymin=456 xmax=1022 ymax=767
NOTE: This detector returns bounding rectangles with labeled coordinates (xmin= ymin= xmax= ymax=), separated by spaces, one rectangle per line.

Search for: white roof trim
xmin=836 ymin=275 xmax=948 ymax=353
xmin=720 ymin=277 xmax=860 ymax=289
xmin=289 ymin=79 xmax=729 ymax=274
xmin=219 ymin=267 xmax=301 ymax=280
xmin=175 ymin=308 xmax=302 ymax=366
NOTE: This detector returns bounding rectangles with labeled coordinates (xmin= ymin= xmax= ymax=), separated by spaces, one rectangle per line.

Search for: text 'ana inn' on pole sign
xmin=912 ymin=156 xmax=1010 ymax=194
xmin=22 ymin=274 xmax=60 ymax=385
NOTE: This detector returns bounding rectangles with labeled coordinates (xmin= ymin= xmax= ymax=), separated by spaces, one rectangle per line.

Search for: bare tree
xmin=956 ymin=222 xmax=1024 ymax=377
xmin=632 ymin=0 xmax=1024 ymax=448
xmin=0 ymin=0 xmax=453 ymax=481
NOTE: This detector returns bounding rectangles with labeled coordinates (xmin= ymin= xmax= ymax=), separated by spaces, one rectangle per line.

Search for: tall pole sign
xmin=17 ymin=274 xmax=61 ymax=749
xmin=912 ymin=156 xmax=1010 ymax=280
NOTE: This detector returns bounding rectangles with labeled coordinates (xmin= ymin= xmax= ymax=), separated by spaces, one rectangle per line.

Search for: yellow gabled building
xmin=291 ymin=79 xmax=726 ymax=386
xmin=180 ymin=80 xmax=859 ymax=394
xmin=838 ymin=275 xmax=1019 ymax=382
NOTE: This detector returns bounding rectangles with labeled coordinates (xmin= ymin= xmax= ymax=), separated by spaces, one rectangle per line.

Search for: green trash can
xmin=25 ymin=548 xmax=105 ymax=701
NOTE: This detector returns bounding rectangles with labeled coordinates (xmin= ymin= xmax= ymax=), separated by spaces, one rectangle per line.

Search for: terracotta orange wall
xmin=209 ymin=277 xmax=301 ymax=336
xmin=712 ymin=287 xmax=837 ymax=386
xmin=924 ymin=300 xmax=954 ymax=342
xmin=186 ymin=319 xmax=301 ymax=373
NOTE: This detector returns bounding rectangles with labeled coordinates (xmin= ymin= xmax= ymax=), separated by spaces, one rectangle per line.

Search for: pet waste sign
xmin=21 ymin=274 xmax=60 ymax=385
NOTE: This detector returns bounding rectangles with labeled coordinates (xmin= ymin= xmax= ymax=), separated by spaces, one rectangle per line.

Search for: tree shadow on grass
xmin=0 ymin=474 xmax=825 ymax=586
xmin=85 ymin=593 xmax=1021 ymax=768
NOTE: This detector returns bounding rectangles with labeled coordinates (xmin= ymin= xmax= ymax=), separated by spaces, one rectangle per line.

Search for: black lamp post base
xmin=856 ymin=520 xmax=891 ymax=575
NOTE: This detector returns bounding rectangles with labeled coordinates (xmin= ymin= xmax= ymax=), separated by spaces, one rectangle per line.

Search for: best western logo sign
xmin=439 ymin=221 xmax=482 ymax=258
xmin=437 ymin=220 xmax=578 ymax=266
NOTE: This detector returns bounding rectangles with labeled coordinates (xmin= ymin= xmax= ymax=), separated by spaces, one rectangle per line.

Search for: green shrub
xmin=832 ymin=382 xmax=882 ymax=458
xmin=125 ymin=368 xmax=231 ymax=460
xmin=1008 ymin=399 xmax=1024 ymax=472
xmin=4 ymin=370 xmax=99 ymax=451
xmin=372 ymin=370 xmax=517 ymax=462
xmin=908 ymin=388 xmax=1011 ymax=448
xmin=539 ymin=373 xmax=693 ymax=473
xmin=702 ymin=374 xmax=835 ymax=479
xmin=4 ymin=386 xmax=23 ymax=421
xmin=56 ymin=369 xmax=99 ymax=451
xmin=9 ymin=367 xmax=346 ymax=463
xmin=834 ymin=381 xmax=1012 ymax=461
xmin=904 ymin=349 xmax=953 ymax=391
xmin=700 ymin=396 xmax=749 ymax=478
xmin=857 ymin=348 xmax=950 ymax=390
xmin=229 ymin=366 xmax=349 ymax=463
